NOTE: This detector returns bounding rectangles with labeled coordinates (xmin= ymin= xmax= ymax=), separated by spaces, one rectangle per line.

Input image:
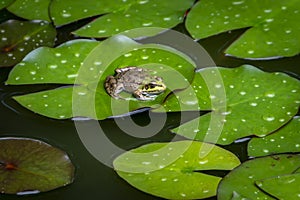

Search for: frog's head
xmin=141 ymin=76 xmax=166 ymax=95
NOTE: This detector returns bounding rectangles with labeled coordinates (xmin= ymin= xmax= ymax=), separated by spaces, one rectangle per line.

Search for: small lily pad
xmin=0 ymin=20 xmax=56 ymax=67
xmin=61 ymin=0 xmax=194 ymax=38
xmin=186 ymin=0 xmax=300 ymax=59
xmin=114 ymin=140 xmax=240 ymax=199
xmin=6 ymin=35 xmax=196 ymax=119
xmin=163 ymin=65 xmax=300 ymax=145
xmin=218 ymin=154 xmax=300 ymax=200
xmin=7 ymin=0 xmax=51 ymax=21
xmin=0 ymin=137 xmax=75 ymax=194
xmin=248 ymin=116 xmax=300 ymax=157
xmin=256 ymin=173 xmax=300 ymax=200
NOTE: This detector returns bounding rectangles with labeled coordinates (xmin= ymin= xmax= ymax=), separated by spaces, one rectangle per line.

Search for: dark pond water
xmin=0 ymin=11 xmax=299 ymax=200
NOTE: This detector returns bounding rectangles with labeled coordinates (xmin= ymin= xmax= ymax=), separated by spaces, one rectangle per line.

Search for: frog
xmin=104 ymin=66 xmax=166 ymax=100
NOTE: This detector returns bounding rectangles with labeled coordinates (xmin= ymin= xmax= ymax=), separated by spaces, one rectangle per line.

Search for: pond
xmin=0 ymin=1 xmax=300 ymax=200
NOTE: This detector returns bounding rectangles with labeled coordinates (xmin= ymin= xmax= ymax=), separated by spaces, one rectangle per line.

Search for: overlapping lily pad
xmin=186 ymin=0 xmax=300 ymax=59
xmin=7 ymin=0 xmax=51 ymax=21
xmin=248 ymin=116 xmax=300 ymax=157
xmin=218 ymin=154 xmax=300 ymax=200
xmin=6 ymin=35 xmax=196 ymax=119
xmin=160 ymin=65 xmax=300 ymax=145
xmin=114 ymin=141 xmax=240 ymax=199
xmin=63 ymin=0 xmax=194 ymax=38
xmin=0 ymin=137 xmax=74 ymax=194
xmin=256 ymin=173 xmax=300 ymax=200
xmin=0 ymin=20 xmax=56 ymax=67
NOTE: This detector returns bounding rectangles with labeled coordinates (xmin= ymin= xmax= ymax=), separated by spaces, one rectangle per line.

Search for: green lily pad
xmin=7 ymin=0 xmax=51 ymax=21
xmin=64 ymin=0 xmax=194 ymax=38
xmin=0 ymin=0 xmax=14 ymax=10
xmin=6 ymin=35 xmax=196 ymax=119
xmin=231 ymin=192 xmax=250 ymax=200
xmin=6 ymin=39 xmax=99 ymax=84
xmin=186 ymin=0 xmax=300 ymax=59
xmin=0 ymin=137 xmax=75 ymax=194
xmin=256 ymin=173 xmax=300 ymax=200
xmin=0 ymin=20 xmax=56 ymax=67
xmin=218 ymin=154 xmax=300 ymax=200
xmin=162 ymin=65 xmax=300 ymax=145
xmin=248 ymin=116 xmax=300 ymax=157
xmin=114 ymin=140 xmax=240 ymax=199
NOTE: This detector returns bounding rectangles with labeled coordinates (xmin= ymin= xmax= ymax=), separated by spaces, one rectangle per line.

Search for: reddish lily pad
xmin=0 ymin=137 xmax=75 ymax=194
xmin=0 ymin=20 xmax=56 ymax=67
xmin=248 ymin=116 xmax=300 ymax=157
xmin=114 ymin=141 xmax=240 ymax=199
xmin=256 ymin=173 xmax=300 ymax=200
xmin=218 ymin=154 xmax=300 ymax=200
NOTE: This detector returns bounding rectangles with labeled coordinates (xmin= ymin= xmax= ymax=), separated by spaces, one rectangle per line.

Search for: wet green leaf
xmin=0 ymin=0 xmax=14 ymax=10
xmin=186 ymin=0 xmax=300 ymax=59
xmin=7 ymin=0 xmax=51 ymax=21
xmin=53 ymin=0 xmax=194 ymax=38
xmin=218 ymin=154 xmax=300 ymax=200
xmin=162 ymin=65 xmax=300 ymax=145
xmin=0 ymin=137 xmax=75 ymax=194
xmin=231 ymin=192 xmax=250 ymax=200
xmin=6 ymin=35 xmax=196 ymax=119
xmin=248 ymin=116 xmax=300 ymax=157
xmin=114 ymin=141 xmax=240 ymax=199
xmin=6 ymin=39 xmax=99 ymax=84
xmin=256 ymin=173 xmax=300 ymax=200
xmin=0 ymin=20 xmax=56 ymax=67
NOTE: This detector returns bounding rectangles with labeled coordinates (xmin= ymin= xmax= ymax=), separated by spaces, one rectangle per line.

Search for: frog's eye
xmin=148 ymin=83 xmax=156 ymax=89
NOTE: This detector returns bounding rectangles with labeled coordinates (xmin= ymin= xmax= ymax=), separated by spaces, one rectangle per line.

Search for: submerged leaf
xmin=0 ymin=20 xmax=56 ymax=67
xmin=248 ymin=116 xmax=300 ymax=157
xmin=6 ymin=35 xmax=196 ymax=119
xmin=218 ymin=154 xmax=300 ymax=200
xmin=186 ymin=0 xmax=300 ymax=59
xmin=114 ymin=141 xmax=240 ymax=199
xmin=0 ymin=137 xmax=74 ymax=194
xmin=165 ymin=65 xmax=300 ymax=145
xmin=7 ymin=0 xmax=51 ymax=21
xmin=52 ymin=0 xmax=194 ymax=38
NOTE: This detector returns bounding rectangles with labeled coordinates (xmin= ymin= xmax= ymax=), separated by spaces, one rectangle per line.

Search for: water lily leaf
xmin=248 ymin=116 xmax=300 ymax=157
xmin=186 ymin=0 xmax=300 ymax=59
xmin=218 ymin=154 xmax=300 ymax=200
xmin=6 ymin=39 xmax=99 ymax=84
xmin=0 ymin=20 xmax=56 ymax=67
xmin=114 ymin=141 xmax=240 ymax=199
xmin=50 ymin=0 xmax=132 ymax=26
xmin=256 ymin=173 xmax=300 ymax=200
xmin=0 ymin=137 xmax=75 ymax=194
xmin=163 ymin=65 xmax=300 ymax=145
xmin=69 ymin=0 xmax=194 ymax=38
xmin=7 ymin=0 xmax=51 ymax=21
xmin=6 ymin=35 xmax=196 ymax=119
xmin=231 ymin=192 xmax=250 ymax=200
xmin=0 ymin=0 xmax=14 ymax=10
